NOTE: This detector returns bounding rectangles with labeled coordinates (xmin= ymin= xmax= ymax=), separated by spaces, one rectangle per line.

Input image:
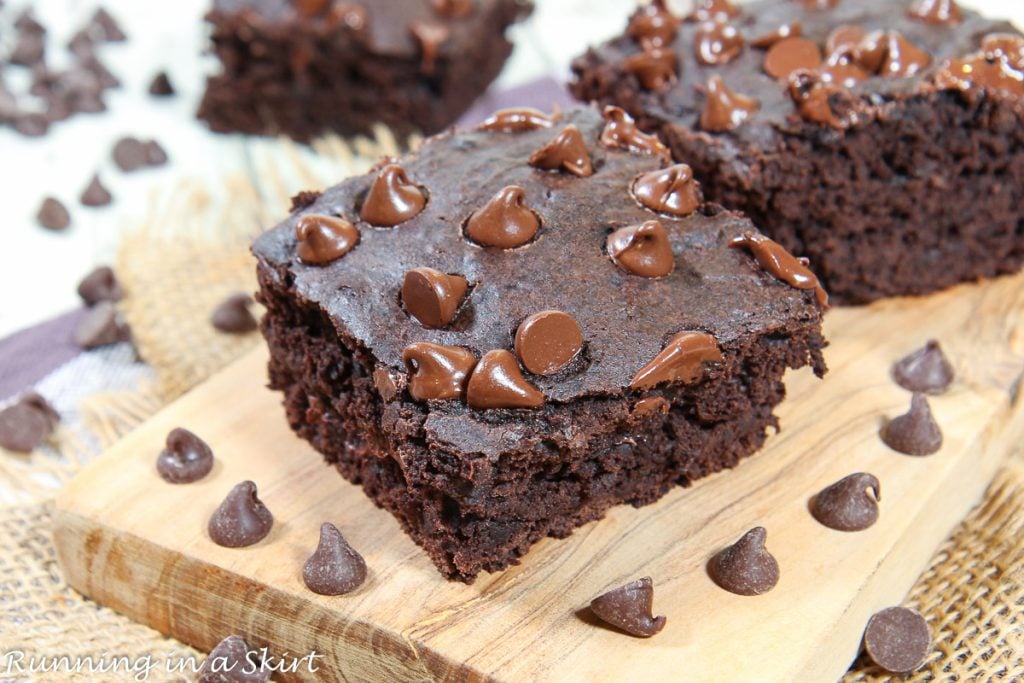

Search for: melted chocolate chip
xmin=401 ymin=267 xmax=469 ymax=328
xmin=909 ymin=0 xmax=962 ymax=26
xmin=825 ymin=24 xmax=866 ymax=60
xmin=763 ymin=37 xmax=823 ymax=80
xmin=632 ymin=164 xmax=703 ymax=217
xmin=0 ymin=393 xmax=59 ymax=453
xmin=514 ymin=310 xmax=584 ymax=376
xmin=402 ymin=343 xmax=477 ymax=401
xmin=630 ymin=331 xmax=723 ymax=389
xmin=751 ymin=21 xmax=802 ymax=49
xmin=295 ymin=214 xmax=360 ymax=264
xmin=818 ymin=59 xmax=869 ymax=88
xmin=934 ymin=34 xmax=1024 ymax=98
xmin=432 ymin=0 xmax=473 ymax=18
xmin=148 ymin=71 xmax=175 ymax=97
xmin=695 ymin=20 xmax=744 ymax=66
xmin=879 ymin=32 xmax=932 ymax=78
xmin=623 ymin=48 xmax=677 ymax=92
xmin=208 ymin=481 xmax=274 ymax=548
xmin=607 ymin=220 xmax=676 ymax=278
xmin=77 ymin=266 xmax=123 ymax=306
xmin=359 ymin=164 xmax=427 ymax=227
xmin=303 ymin=522 xmax=368 ymax=595
xmin=892 ymin=340 xmax=954 ymax=394
xmin=688 ymin=0 xmax=741 ymax=23
xmin=881 ymin=393 xmax=943 ymax=456
xmin=80 ymin=174 xmax=112 ymax=207
xmin=631 ymin=396 xmax=670 ymax=417
xmin=465 ymin=350 xmax=544 ymax=409
xmin=589 ymin=577 xmax=666 ymax=638
xmin=730 ymin=231 xmax=829 ymax=308
xmin=212 ymin=293 xmax=259 ymax=334
xmin=788 ymin=70 xmax=845 ymax=127
xmin=198 ymin=635 xmax=269 ymax=683
xmin=294 ymin=0 xmax=329 ymax=18
xmin=74 ymin=302 xmax=131 ymax=349
xmin=708 ymin=526 xmax=780 ymax=596
xmin=599 ymin=106 xmax=670 ymax=161
xmin=409 ymin=20 xmax=449 ymax=74
xmin=476 ymin=107 xmax=556 ymax=133
xmin=157 ymin=427 xmax=215 ymax=484
xmin=37 ymin=197 xmax=70 ymax=231
xmin=464 ymin=186 xmax=541 ymax=248
xmin=528 ymin=124 xmax=594 ymax=177
xmin=811 ymin=473 xmax=881 ymax=531
xmin=700 ymin=76 xmax=760 ymax=132
xmin=626 ymin=0 xmax=680 ymax=49
xmin=983 ymin=33 xmax=1024 ymax=70
xmin=863 ymin=607 xmax=932 ymax=674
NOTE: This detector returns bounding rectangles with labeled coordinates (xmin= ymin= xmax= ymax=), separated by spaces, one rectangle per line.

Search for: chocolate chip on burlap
xmin=863 ymin=606 xmax=932 ymax=673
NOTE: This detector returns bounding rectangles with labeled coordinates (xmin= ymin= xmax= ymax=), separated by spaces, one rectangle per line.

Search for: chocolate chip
xmin=476 ymin=107 xmax=556 ymax=133
xmin=432 ymin=0 xmax=473 ymax=17
xmin=15 ymin=10 xmax=46 ymax=36
xmin=881 ymin=393 xmax=943 ymax=456
xmin=80 ymin=174 xmax=112 ymax=207
xmin=74 ymin=302 xmax=131 ymax=349
xmin=632 ymin=164 xmax=702 ymax=217
xmin=688 ymin=0 xmax=741 ymax=23
xmin=514 ymin=310 xmax=584 ymax=376
xmin=359 ymin=164 xmax=427 ymax=227
xmin=157 ymin=428 xmax=215 ymax=484
xmin=763 ymin=37 xmax=822 ymax=80
xmin=811 ymin=473 xmax=881 ymax=531
xmin=112 ymin=137 xmax=154 ymax=172
xmin=863 ymin=607 xmax=932 ymax=674
xmin=466 ymin=350 xmax=544 ymax=409
xmin=208 ymin=481 xmax=274 ymax=548
xmin=295 ymin=214 xmax=359 ymax=264
xmin=730 ymin=231 xmax=829 ymax=308
xmin=708 ymin=526 xmax=780 ymax=596
xmin=68 ymin=30 xmax=94 ymax=58
xmin=751 ymin=21 xmax=802 ymax=49
xmin=77 ymin=266 xmax=123 ymax=306
xmin=528 ymin=124 xmax=594 ymax=177
xmin=622 ymin=48 xmax=677 ymax=92
xmin=892 ymin=340 xmax=954 ymax=395
xmin=10 ymin=33 xmax=45 ymax=66
xmin=694 ymin=20 xmax=744 ymax=66
xmin=464 ymin=186 xmax=540 ymax=249
xmin=15 ymin=113 xmax=50 ymax=137
xmin=909 ymin=0 xmax=962 ymax=26
xmin=211 ymin=293 xmax=259 ymax=334
xmin=626 ymin=0 xmax=680 ymax=48
xmin=148 ymin=71 xmax=175 ymax=96
xmin=878 ymin=32 xmax=931 ymax=78
xmin=599 ymin=106 xmax=670 ymax=160
xmin=607 ymin=220 xmax=676 ymax=278
xmin=700 ymin=75 xmax=760 ymax=132
xmin=787 ymin=70 xmax=846 ymax=128
xmin=589 ymin=577 xmax=666 ymax=638
xmin=401 ymin=267 xmax=469 ymax=328
xmin=303 ymin=522 xmax=368 ymax=595
xmin=825 ymin=24 xmax=866 ymax=59
xmin=293 ymin=0 xmax=330 ymax=18
xmin=402 ymin=343 xmax=477 ymax=401
xmin=81 ymin=55 xmax=120 ymax=89
xmin=409 ymin=20 xmax=449 ymax=74
xmin=89 ymin=8 xmax=127 ymax=42
xmin=0 ymin=393 xmax=59 ymax=453
xmin=198 ymin=635 xmax=269 ymax=683
xmin=289 ymin=190 xmax=322 ymax=212
xmin=145 ymin=140 xmax=168 ymax=166
xmin=37 ymin=197 xmax=70 ymax=230
xmin=630 ymin=331 xmax=723 ymax=389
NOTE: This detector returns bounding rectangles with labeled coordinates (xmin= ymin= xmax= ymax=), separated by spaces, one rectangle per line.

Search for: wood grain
xmin=53 ymin=272 xmax=1024 ymax=682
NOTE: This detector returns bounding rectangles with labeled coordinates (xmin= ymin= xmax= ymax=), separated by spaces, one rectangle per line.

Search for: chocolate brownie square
xmin=197 ymin=0 xmax=532 ymax=142
xmin=570 ymin=0 xmax=1024 ymax=304
xmin=252 ymin=106 xmax=828 ymax=582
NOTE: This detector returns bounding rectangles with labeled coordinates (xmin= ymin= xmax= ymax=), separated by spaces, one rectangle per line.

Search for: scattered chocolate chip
xmin=15 ymin=113 xmax=50 ymax=137
xmin=303 ymin=522 xmax=368 ymax=595
xmin=0 ymin=393 xmax=59 ymax=453
xmin=599 ymin=106 xmax=670 ymax=160
xmin=80 ymin=174 xmax=112 ymax=207
xmin=708 ymin=526 xmax=780 ymax=596
xmin=935 ymin=49 xmax=1024 ymax=98
xmin=81 ymin=55 xmax=120 ymax=89
xmin=909 ymin=0 xmax=962 ymax=26
xmin=409 ymin=20 xmax=449 ymax=74
xmin=623 ymin=47 xmax=677 ymax=92
xmin=607 ymin=220 xmax=675 ymax=278
xmin=466 ymin=350 xmax=544 ymax=409
xmin=627 ymin=0 xmax=680 ymax=49
xmin=198 ymin=635 xmax=269 ymax=683
xmin=74 ymin=302 xmax=131 ymax=349
xmin=402 ymin=342 xmax=477 ymax=401
xmin=695 ymin=20 xmax=744 ymax=66
xmin=157 ymin=428 xmax=215 ymax=484
xmin=881 ymin=393 xmax=943 ymax=456
xmin=688 ymin=0 xmax=741 ymax=23
xmin=89 ymin=8 xmax=127 ymax=42
xmin=359 ymin=164 xmax=427 ymax=227
xmin=630 ymin=331 xmax=723 ymax=389
xmin=15 ymin=10 xmax=46 ymax=36
xmin=401 ymin=267 xmax=469 ymax=328
xmin=295 ymin=214 xmax=360 ymax=264
xmin=145 ymin=140 xmax=168 ymax=166
xmin=67 ymin=30 xmax=94 ymax=58
xmin=589 ymin=577 xmax=666 ymax=638
xmin=632 ymin=164 xmax=702 ymax=217
xmin=730 ymin=231 xmax=829 ymax=308
xmin=811 ymin=473 xmax=881 ymax=531
xmin=37 ymin=197 xmax=70 ymax=231
xmin=514 ymin=310 xmax=584 ymax=376
xmin=700 ymin=75 xmax=760 ymax=132
xmin=763 ymin=37 xmax=822 ymax=80
xmin=863 ymin=607 xmax=932 ymax=674
xmin=892 ymin=340 xmax=954 ymax=394
xmin=208 ymin=481 xmax=274 ymax=548
xmin=432 ymin=0 xmax=473 ymax=18
xmin=77 ymin=266 xmax=123 ymax=306
xmin=211 ymin=293 xmax=259 ymax=334
xmin=476 ymin=107 xmax=556 ymax=133
xmin=464 ymin=186 xmax=540 ymax=248
xmin=751 ymin=21 xmax=802 ymax=49
xmin=289 ymin=190 xmax=322 ymax=212
xmin=528 ymin=124 xmax=594 ymax=177
xmin=113 ymin=137 xmax=166 ymax=172
xmin=148 ymin=71 xmax=175 ymax=96
xmin=10 ymin=32 xmax=45 ymax=66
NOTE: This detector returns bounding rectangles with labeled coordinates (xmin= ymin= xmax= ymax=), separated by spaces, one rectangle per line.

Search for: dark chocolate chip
xmin=67 ymin=30 xmax=94 ymax=58
xmin=464 ymin=186 xmax=540 ymax=249
xmin=15 ymin=10 xmax=46 ymax=36
xmin=80 ymin=174 xmax=112 ymax=207
xmin=476 ymin=107 xmax=556 ymax=133
xmin=74 ymin=302 xmax=131 ymax=349
xmin=302 ymin=522 xmax=368 ymax=595
xmin=763 ymin=37 xmax=822 ymax=80
xmin=694 ymin=20 xmax=744 ymax=66
xmin=881 ymin=393 xmax=943 ymax=456
xmin=528 ymin=124 xmax=594 ymax=177
xmin=211 ymin=293 xmax=259 ymax=334
xmin=465 ymin=350 xmax=545 ymax=409
xmin=811 ymin=473 xmax=881 ymax=531
xmin=599 ymin=106 xmax=670 ymax=160
xmin=863 ymin=607 xmax=932 ymax=674
xmin=751 ymin=21 xmax=802 ymax=49
xmin=632 ymin=164 xmax=702 ymax=217
xmin=708 ymin=526 xmax=780 ymax=596
xmin=700 ymin=75 xmax=760 ymax=132
xmin=295 ymin=214 xmax=360 ymax=265
xmin=77 ymin=265 xmax=123 ymax=306
xmin=10 ymin=33 xmax=45 ymax=66
xmin=630 ymin=331 xmax=723 ymax=389
xmin=37 ymin=197 xmax=70 ymax=230
xmin=145 ymin=140 xmax=168 ymax=166
xmin=514 ymin=310 xmax=584 ymax=376
xmin=909 ymin=0 xmax=962 ymax=26
xmin=730 ymin=231 xmax=829 ymax=308
xmin=607 ymin=220 xmax=675 ymax=278
xmin=359 ymin=164 xmax=427 ymax=227
xmin=148 ymin=71 xmax=175 ymax=96
xmin=0 ymin=393 xmax=59 ymax=453
xmin=111 ymin=137 xmax=148 ymax=172
xmin=208 ymin=481 xmax=274 ymax=548
xmin=622 ymin=48 xmax=677 ymax=92
xmin=688 ymin=0 xmax=741 ymax=23
xmin=627 ymin=0 xmax=680 ymax=48
xmin=589 ymin=577 xmax=666 ymax=638
xmin=892 ymin=340 xmax=954 ymax=395
xmin=157 ymin=428 xmax=215 ymax=484
xmin=402 ymin=343 xmax=477 ymax=401
xmin=15 ymin=113 xmax=50 ymax=137
xmin=81 ymin=56 xmax=120 ymax=89
xmin=89 ymin=8 xmax=127 ymax=42
xmin=401 ymin=267 xmax=469 ymax=329
xmin=198 ymin=635 xmax=269 ymax=683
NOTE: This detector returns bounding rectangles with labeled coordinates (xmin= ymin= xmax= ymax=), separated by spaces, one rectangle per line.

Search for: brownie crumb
xmin=37 ymin=197 xmax=70 ymax=231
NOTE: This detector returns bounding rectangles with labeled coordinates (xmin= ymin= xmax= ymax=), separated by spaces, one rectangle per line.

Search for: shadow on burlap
xmin=1 ymin=125 xmax=1022 ymax=681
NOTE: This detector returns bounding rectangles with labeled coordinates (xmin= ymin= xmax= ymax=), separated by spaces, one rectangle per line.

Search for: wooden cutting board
xmin=53 ymin=272 xmax=1024 ymax=683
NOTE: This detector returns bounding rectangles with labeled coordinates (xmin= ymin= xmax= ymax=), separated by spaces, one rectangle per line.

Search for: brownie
xmin=570 ymin=0 xmax=1024 ymax=304
xmin=197 ymin=0 xmax=532 ymax=142
xmin=252 ymin=106 xmax=828 ymax=582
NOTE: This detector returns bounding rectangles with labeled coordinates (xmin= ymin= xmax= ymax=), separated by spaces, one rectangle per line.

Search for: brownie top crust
xmin=252 ymin=107 xmax=824 ymax=412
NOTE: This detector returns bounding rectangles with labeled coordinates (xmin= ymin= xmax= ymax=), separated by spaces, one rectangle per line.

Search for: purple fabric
xmin=457 ymin=76 xmax=577 ymax=128
xmin=0 ymin=309 xmax=86 ymax=402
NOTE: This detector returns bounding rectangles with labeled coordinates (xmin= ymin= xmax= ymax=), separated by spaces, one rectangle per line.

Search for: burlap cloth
xmin=1 ymin=125 xmax=1021 ymax=681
